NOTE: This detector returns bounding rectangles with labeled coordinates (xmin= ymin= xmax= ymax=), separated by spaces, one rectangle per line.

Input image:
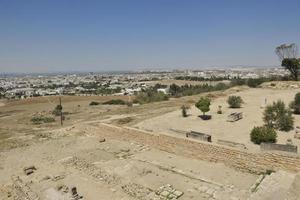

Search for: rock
xmin=23 ymin=165 xmax=36 ymax=175
xmin=294 ymin=133 xmax=300 ymax=139
xmin=99 ymin=138 xmax=106 ymax=143
xmin=23 ymin=165 xmax=36 ymax=171
xmin=155 ymin=184 xmax=183 ymax=199
xmin=24 ymin=169 xmax=34 ymax=175
xmin=160 ymin=190 xmax=170 ymax=197
xmin=40 ymin=175 xmax=51 ymax=181
xmin=70 ymin=186 xmax=83 ymax=200
xmin=168 ymin=193 xmax=177 ymax=199
xmin=287 ymin=139 xmax=293 ymax=145
xmin=121 ymin=148 xmax=130 ymax=152
xmin=56 ymin=184 xmax=69 ymax=193
xmin=173 ymin=190 xmax=184 ymax=197
xmin=52 ymin=174 xmax=65 ymax=181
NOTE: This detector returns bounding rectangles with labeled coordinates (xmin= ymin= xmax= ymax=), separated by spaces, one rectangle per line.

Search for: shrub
xmin=52 ymin=104 xmax=63 ymax=116
xmin=181 ymin=105 xmax=190 ymax=117
xmin=230 ymin=78 xmax=246 ymax=86
xmin=247 ymin=78 xmax=265 ymax=88
xmin=290 ymin=92 xmax=300 ymax=114
xmin=195 ymin=97 xmax=211 ymax=118
xmin=214 ymin=82 xmax=228 ymax=90
xmin=102 ymin=99 xmax=126 ymax=105
xmin=227 ymin=96 xmax=243 ymax=108
xmin=263 ymin=100 xmax=294 ymax=131
xmin=116 ymin=117 xmax=134 ymax=124
xmin=89 ymin=101 xmax=100 ymax=106
xmin=31 ymin=116 xmax=55 ymax=124
xmin=250 ymin=126 xmax=277 ymax=144
xmin=135 ymin=91 xmax=169 ymax=104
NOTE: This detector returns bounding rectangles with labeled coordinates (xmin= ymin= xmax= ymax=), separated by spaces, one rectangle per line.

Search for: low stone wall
xmin=187 ymin=131 xmax=212 ymax=142
xmin=260 ymin=143 xmax=298 ymax=153
xmin=87 ymin=123 xmax=300 ymax=174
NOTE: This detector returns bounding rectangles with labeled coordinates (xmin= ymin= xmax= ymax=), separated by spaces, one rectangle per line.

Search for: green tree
xmin=263 ymin=100 xmax=294 ymax=131
xmin=195 ymin=97 xmax=211 ymax=117
xmin=169 ymin=83 xmax=181 ymax=97
xmin=227 ymin=96 xmax=243 ymax=108
xmin=52 ymin=104 xmax=63 ymax=116
xmin=275 ymin=43 xmax=300 ymax=81
xmin=281 ymin=58 xmax=300 ymax=81
xmin=250 ymin=126 xmax=277 ymax=144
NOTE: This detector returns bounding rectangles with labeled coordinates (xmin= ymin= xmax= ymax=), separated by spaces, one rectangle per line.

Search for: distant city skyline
xmin=0 ymin=0 xmax=300 ymax=73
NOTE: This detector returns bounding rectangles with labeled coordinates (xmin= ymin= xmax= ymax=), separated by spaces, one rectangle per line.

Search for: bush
xmin=250 ymin=126 xmax=277 ymax=144
xmin=263 ymin=100 xmax=294 ymax=131
xmin=290 ymin=92 xmax=300 ymax=114
xmin=31 ymin=116 xmax=55 ymax=124
xmin=102 ymin=99 xmax=126 ymax=105
xmin=116 ymin=117 xmax=134 ymax=124
xmin=89 ymin=101 xmax=100 ymax=106
xmin=195 ymin=97 xmax=211 ymax=118
xmin=135 ymin=91 xmax=169 ymax=104
xmin=52 ymin=104 xmax=63 ymax=116
xmin=181 ymin=105 xmax=190 ymax=117
xmin=214 ymin=82 xmax=228 ymax=90
xmin=227 ymin=96 xmax=243 ymax=108
xmin=247 ymin=78 xmax=265 ymax=88
xmin=230 ymin=78 xmax=246 ymax=86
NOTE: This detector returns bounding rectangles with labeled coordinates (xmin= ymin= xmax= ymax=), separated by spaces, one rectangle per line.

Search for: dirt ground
xmin=135 ymin=88 xmax=300 ymax=152
xmin=1 ymin=84 xmax=300 ymax=199
xmin=0 ymin=129 xmax=258 ymax=200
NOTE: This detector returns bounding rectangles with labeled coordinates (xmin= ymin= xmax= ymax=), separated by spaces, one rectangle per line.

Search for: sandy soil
xmin=1 ymin=84 xmax=300 ymax=199
xmin=135 ymin=88 xmax=300 ymax=152
xmin=0 ymin=125 xmax=258 ymax=200
xmin=0 ymin=87 xmax=241 ymax=150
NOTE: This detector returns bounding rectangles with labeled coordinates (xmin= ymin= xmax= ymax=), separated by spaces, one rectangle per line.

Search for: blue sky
xmin=0 ymin=0 xmax=300 ymax=72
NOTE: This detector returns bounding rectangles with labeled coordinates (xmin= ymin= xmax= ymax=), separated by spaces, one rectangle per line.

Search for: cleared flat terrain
xmin=135 ymin=87 xmax=300 ymax=152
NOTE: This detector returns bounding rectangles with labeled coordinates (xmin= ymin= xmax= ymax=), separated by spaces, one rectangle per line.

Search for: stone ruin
xmin=155 ymin=184 xmax=184 ymax=200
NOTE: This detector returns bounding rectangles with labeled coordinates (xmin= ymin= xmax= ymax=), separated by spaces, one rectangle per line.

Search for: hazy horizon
xmin=1 ymin=0 xmax=299 ymax=73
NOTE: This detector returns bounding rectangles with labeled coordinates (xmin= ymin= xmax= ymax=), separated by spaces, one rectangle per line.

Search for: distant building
xmin=157 ymin=88 xmax=169 ymax=94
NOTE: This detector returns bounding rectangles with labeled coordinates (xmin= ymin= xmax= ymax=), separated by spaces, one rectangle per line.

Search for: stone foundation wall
xmin=88 ymin=123 xmax=300 ymax=174
xmin=260 ymin=143 xmax=298 ymax=153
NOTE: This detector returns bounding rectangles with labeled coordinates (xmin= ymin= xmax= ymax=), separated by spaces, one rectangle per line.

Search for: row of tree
xmin=181 ymin=95 xmax=244 ymax=118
